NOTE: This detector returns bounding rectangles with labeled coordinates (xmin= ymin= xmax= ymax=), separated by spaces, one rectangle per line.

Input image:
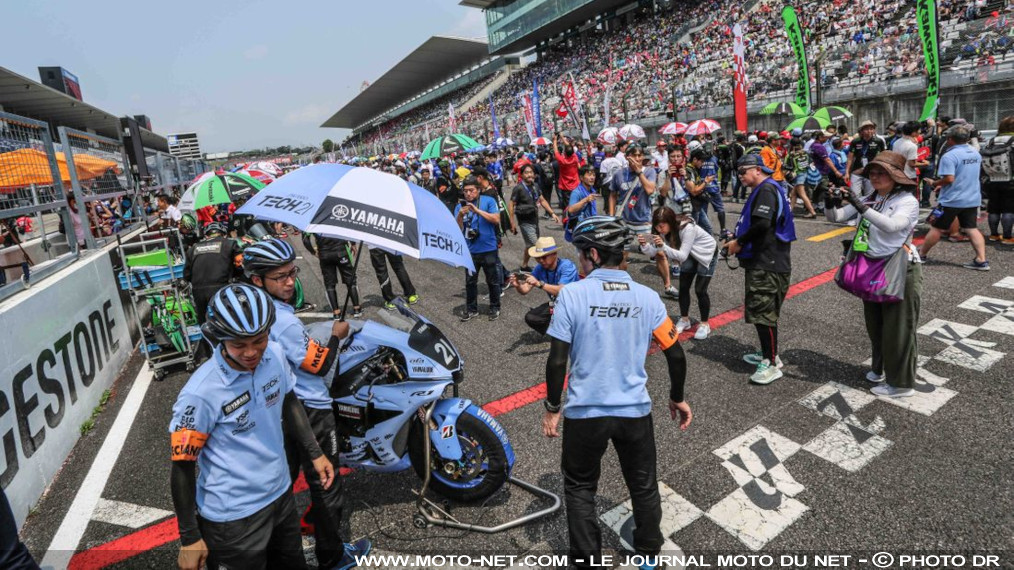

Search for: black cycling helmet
xmin=201 ymin=284 xmax=276 ymax=344
xmin=571 ymin=216 xmax=630 ymax=255
xmin=204 ymin=221 xmax=228 ymax=237
xmin=242 ymin=238 xmax=295 ymax=277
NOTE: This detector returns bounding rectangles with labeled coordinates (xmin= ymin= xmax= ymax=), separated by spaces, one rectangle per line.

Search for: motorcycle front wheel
xmin=408 ymin=411 xmax=510 ymax=502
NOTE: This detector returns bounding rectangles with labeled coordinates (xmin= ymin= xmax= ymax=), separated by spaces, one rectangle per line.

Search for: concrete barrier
xmin=0 ymin=248 xmax=132 ymax=525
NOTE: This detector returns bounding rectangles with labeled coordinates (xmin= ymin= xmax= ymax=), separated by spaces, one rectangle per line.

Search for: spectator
xmin=824 ymin=151 xmax=922 ymax=398
xmin=982 ymin=115 xmax=1014 ymax=244
xmin=511 ymin=163 xmax=560 ymax=269
xmin=554 ymin=134 xmax=583 ymax=210
xmin=456 ymin=176 xmax=504 ymax=321
xmin=784 ymin=138 xmax=817 ymax=218
xmin=609 ymin=143 xmax=657 ymax=245
xmin=640 ymin=205 xmax=718 ymax=339
xmin=893 ymin=121 xmax=928 ymax=182
xmin=508 ymin=237 xmax=578 ymax=335
xmin=725 ymin=155 xmax=796 ymax=385
xmin=847 ymin=120 xmax=887 ymax=197
xmin=919 ymin=125 xmax=991 ymax=270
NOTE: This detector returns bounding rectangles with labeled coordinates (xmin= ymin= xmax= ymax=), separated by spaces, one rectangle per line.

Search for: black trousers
xmin=562 ymin=414 xmax=663 ymax=567
xmin=198 ymin=490 xmax=307 ymax=570
xmin=192 ymin=285 xmax=222 ymax=325
xmin=319 ymin=252 xmax=359 ymax=312
xmin=0 ymin=488 xmax=38 ymax=569
xmin=285 ymin=406 xmax=344 ymax=568
xmin=524 ymin=302 xmax=552 ymax=335
xmin=466 ymin=250 xmax=502 ymax=313
xmin=369 ymin=249 xmax=416 ymax=302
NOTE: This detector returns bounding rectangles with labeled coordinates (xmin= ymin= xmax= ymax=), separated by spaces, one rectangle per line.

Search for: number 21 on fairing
xmin=434 ymin=339 xmax=455 ymax=365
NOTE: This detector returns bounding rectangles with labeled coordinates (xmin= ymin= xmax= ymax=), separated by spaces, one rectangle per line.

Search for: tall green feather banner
xmin=916 ymin=0 xmax=940 ymax=121
xmin=782 ymin=6 xmax=811 ymax=114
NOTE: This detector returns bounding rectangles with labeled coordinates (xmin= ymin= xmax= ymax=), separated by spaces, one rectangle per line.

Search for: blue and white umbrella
xmin=493 ymin=137 xmax=514 ymax=148
xmin=235 ymin=164 xmax=474 ymax=271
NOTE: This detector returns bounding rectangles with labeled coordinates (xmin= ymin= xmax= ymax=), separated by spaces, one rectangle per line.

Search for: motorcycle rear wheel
xmin=408 ymin=412 xmax=509 ymax=502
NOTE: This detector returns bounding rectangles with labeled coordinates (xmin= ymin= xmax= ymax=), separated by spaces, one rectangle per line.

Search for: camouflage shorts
xmin=744 ymin=269 xmax=790 ymax=327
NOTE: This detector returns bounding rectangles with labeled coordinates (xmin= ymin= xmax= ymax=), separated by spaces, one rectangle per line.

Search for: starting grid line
xmin=602 ymin=276 xmax=1014 ymax=553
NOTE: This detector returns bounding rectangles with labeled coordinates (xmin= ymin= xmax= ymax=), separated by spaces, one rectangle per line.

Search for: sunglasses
xmin=737 ymin=168 xmax=755 ymax=175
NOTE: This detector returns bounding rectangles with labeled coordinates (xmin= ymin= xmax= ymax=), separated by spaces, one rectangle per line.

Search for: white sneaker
xmin=750 ymin=359 xmax=784 ymax=385
xmin=676 ymin=318 xmax=692 ymax=334
xmin=866 ymin=370 xmax=886 ymax=383
xmin=743 ymin=352 xmax=784 ymax=368
xmin=693 ymin=322 xmax=711 ymax=340
xmin=871 ymin=384 xmax=915 ymax=398
xmin=662 ymin=285 xmax=679 ymax=299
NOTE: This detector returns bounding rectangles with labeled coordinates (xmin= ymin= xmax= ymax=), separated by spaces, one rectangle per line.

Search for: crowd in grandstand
xmin=343 ymin=0 xmax=1011 ymax=153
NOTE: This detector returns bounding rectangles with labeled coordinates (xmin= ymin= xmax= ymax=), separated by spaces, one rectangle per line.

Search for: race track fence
xmin=57 ymin=126 xmax=142 ymax=250
xmin=0 ymin=110 xmax=79 ymax=301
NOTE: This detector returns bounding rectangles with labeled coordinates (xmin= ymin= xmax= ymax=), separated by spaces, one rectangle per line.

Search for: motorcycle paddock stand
xmin=412 ymin=401 xmax=561 ymax=533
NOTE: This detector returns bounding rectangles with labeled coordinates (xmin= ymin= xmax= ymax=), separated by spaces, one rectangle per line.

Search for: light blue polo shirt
xmin=547 ymin=268 xmax=669 ymax=419
xmin=271 ymin=299 xmax=332 ymax=410
xmin=937 ymin=144 xmax=982 ymax=208
xmin=454 ymin=195 xmax=499 ymax=254
xmin=611 ymin=167 xmax=657 ymax=226
xmin=169 ymin=342 xmax=295 ymax=522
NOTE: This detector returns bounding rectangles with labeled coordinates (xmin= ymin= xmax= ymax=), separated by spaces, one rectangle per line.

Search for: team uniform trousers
xmin=369 ymin=248 xmax=416 ymax=302
xmin=197 ymin=490 xmax=306 ymax=570
xmin=562 ymin=413 xmax=663 ymax=567
xmin=285 ymin=406 xmax=345 ymax=568
xmin=319 ymin=250 xmax=359 ymax=310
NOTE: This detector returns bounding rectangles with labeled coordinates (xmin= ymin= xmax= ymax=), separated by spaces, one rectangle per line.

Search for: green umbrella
xmin=419 ymin=134 xmax=484 ymax=160
xmin=183 ymin=171 xmax=266 ymax=211
xmin=786 ymin=115 xmax=833 ymax=132
xmin=760 ymin=101 xmax=807 ymax=117
xmin=811 ymin=106 xmax=853 ymax=123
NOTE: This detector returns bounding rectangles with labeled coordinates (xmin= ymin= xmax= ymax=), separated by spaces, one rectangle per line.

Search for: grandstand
xmin=333 ymin=0 xmax=1014 ymax=152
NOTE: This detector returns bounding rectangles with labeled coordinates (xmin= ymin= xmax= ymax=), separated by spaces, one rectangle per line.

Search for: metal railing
xmin=0 ymin=110 xmax=79 ymax=300
xmin=58 ymin=126 xmax=142 ymax=250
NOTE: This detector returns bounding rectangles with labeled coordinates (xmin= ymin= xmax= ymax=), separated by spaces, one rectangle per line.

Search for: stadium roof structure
xmin=0 ymin=66 xmax=168 ymax=151
xmin=460 ymin=0 xmax=632 ymax=55
xmin=321 ymin=36 xmax=491 ymax=130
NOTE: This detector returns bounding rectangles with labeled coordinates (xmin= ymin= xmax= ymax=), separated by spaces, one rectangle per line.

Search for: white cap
xmin=688 ymin=140 xmax=703 ymax=152
xmin=747 ymin=135 xmax=758 ymax=143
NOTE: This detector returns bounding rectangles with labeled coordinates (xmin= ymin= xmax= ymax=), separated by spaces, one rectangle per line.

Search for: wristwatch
xmin=544 ymin=400 xmax=561 ymax=413
xmin=537 ymin=281 xmax=545 ymax=289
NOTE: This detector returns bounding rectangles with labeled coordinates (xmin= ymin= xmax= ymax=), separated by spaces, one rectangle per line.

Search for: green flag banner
xmin=916 ymin=0 xmax=940 ymax=121
xmin=782 ymin=6 xmax=811 ymax=114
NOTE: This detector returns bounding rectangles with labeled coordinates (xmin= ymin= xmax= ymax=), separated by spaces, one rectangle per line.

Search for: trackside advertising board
xmin=0 ymin=251 xmax=131 ymax=525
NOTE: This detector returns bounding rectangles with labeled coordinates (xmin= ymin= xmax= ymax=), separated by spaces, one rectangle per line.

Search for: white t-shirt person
xmin=892 ymin=137 xmax=919 ymax=181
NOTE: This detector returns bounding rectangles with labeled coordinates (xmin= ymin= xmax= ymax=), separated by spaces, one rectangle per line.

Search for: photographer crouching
xmin=508 ymin=237 xmax=578 ymax=335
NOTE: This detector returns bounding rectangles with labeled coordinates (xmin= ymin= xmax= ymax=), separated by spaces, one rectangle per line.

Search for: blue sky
xmin=6 ymin=0 xmax=486 ymax=153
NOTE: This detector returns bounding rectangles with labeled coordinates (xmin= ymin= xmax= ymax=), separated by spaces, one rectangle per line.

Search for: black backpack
xmin=980 ymin=136 xmax=1014 ymax=183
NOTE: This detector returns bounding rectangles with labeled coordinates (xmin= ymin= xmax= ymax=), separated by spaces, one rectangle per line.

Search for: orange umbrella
xmin=0 ymin=148 xmax=121 ymax=192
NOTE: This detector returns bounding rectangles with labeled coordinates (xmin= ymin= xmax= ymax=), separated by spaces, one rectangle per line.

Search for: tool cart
xmin=117 ymin=229 xmax=201 ymax=380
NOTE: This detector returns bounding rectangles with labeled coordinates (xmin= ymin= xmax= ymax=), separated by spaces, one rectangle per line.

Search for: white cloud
xmin=244 ymin=45 xmax=269 ymax=60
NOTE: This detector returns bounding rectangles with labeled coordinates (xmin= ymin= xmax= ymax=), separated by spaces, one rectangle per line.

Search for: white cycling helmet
xmin=687 ymin=140 xmax=703 ymax=152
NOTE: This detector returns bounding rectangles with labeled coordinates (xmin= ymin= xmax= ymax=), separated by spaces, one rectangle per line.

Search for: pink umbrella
xmin=245 ymin=161 xmax=283 ymax=177
xmin=658 ymin=122 xmax=688 ymax=135
xmin=684 ymin=119 xmax=722 ymax=136
xmin=619 ymin=124 xmax=646 ymax=140
xmin=239 ymin=168 xmax=276 ymax=185
xmin=530 ymin=137 xmax=550 ymax=146
xmin=597 ymin=127 xmax=620 ymax=145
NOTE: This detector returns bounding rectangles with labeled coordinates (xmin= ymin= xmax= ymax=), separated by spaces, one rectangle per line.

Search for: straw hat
xmin=528 ymin=237 xmax=559 ymax=258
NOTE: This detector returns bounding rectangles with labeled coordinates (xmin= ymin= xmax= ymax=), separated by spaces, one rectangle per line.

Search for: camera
xmin=464 ymin=227 xmax=478 ymax=241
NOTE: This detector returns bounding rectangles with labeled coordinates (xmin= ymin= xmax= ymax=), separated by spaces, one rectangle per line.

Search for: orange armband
xmin=652 ymin=317 xmax=679 ymax=350
xmin=171 ymin=429 xmax=209 ymax=461
xmin=301 ymin=338 xmax=330 ymax=374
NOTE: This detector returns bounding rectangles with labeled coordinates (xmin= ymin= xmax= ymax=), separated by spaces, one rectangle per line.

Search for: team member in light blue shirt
xmin=542 ymin=217 xmax=692 ymax=570
xmin=919 ymin=125 xmax=990 ymax=270
xmin=169 ymin=285 xmax=335 ymax=570
xmin=242 ymin=238 xmax=370 ymax=569
xmin=608 ymin=144 xmax=657 ymax=250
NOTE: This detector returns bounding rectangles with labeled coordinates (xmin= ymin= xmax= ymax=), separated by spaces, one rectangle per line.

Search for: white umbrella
xmin=597 ymin=127 xmax=620 ymax=145
xmin=619 ymin=124 xmax=646 ymax=140
xmin=684 ymin=119 xmax=722 ymax=136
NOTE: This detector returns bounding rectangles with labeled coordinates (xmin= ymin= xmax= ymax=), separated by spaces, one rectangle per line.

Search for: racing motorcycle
xmin=307 ymin=299 xmax=514 ymax=503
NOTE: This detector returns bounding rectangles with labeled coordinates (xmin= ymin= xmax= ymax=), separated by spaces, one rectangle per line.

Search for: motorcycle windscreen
xmin=407 ymin=320 xmax=461 ymax=372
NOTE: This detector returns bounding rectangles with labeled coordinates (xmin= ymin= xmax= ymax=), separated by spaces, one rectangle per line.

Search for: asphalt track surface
xmin=19 ymin=199 xmax=1014 ymax=569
